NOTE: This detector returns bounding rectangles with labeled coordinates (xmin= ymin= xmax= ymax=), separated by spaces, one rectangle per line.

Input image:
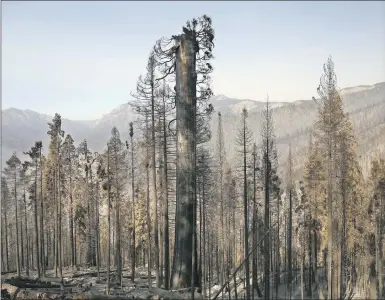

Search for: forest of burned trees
xmin=1 ymin=15 xmax=384 ymax=300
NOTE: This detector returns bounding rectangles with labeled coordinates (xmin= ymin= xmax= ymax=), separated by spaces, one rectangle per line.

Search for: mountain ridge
xmin=4 ymin=81 xmax=384 ymax=123
xmin=2 ymin=81 xmax=385 ymax=178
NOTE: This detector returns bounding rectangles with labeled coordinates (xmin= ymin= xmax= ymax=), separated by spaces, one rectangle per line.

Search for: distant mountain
xmin=2 ymin=82 xmax=385 ymax=179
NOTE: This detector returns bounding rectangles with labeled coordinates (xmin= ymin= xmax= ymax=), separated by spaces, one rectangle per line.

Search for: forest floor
xmin=0 ymin=266 xmax=377 ymax=299
xmin=209 ymin=268 xmax=370 ymax=300
xmin=1 ymin=266 xmax=201 ymax=299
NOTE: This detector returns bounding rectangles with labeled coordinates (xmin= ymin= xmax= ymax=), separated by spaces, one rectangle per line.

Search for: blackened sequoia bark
xmin=171 ymin=32 xmax=199 ymax=289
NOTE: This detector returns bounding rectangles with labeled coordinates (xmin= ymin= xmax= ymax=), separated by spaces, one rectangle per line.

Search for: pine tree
xmin=128 ymin=122 xmax=136 ymax=283
xmin=1 ymin=176 xmax=10 ymax=271
xmin=370 ymin=158 xmax=385 ymax=298
xmin=3 ymin=153 xmax=22 ymax=278
xmin=286 ymin=144 xmax=294 ymax=297
xmin=215 ymin=111 xmax=227 ymax=297
xmin=47 ymin=113 xmax=65 ymax=277
xmin=25 ymin=144 xmax=41 ymax=277
xmin=36 ymin=141 xmax=46 ymax=275
xmin=131 ymin=52 xmax=161 ymax=286
xmin=20 ymin=161 xmax=30 ymax=276
xmin=236 ymin=107 xmax=252 ymax=299
xmin=259 ymin=95 xmax=280 ymax=300
xmin=108 ymin=126 xmax=127 ymax=285
xmin=61 ymin=134 xmax=78 ymax=267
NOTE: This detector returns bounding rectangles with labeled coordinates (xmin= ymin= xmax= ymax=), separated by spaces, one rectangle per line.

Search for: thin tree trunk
xmin=218 ymin=112 xmax=225 ymax=299
xmin=4 ymin=200 xmax=9 ymax=271
xmin=96 ymin=182 xmax=100 ymax=280
xmin=58 ymin=159 xmax=63 ymax=278
xmin=54 ymin=164 xmax=58 ymax=277
xmin=106 ymin=145 xmax=111 ymax=295
xmin=23 ymin=186 xmax=30 ymax=276
xmin=145 ymin=112 xmax=152 ymax=289
xmin=130 ymin=132 xmax=136 ymax=284
xmin=327 ymin=98 xmax=333 ymax=300
xmin=14 ymin=170 xmax=21 ymax=278
xmin=150 ymin=70 xmax=160 ymax=288
xmin=162 ymin=102 xmax=170 ymax=290
xmin=33 ymin=157 xmax=41 ymax=278
xmin=242 ymin=120 xmax=250 ymax=300
xmin=69 ymin=156 xmax=75 ymax=267
xmin=301 ymin=253 xmax=304 ymax=300
xmin=264 ymin=104 xmax=271 ymax=300
xmin=20 ymin=200 xmax=24 ymax=272
xmin=39 ymin=148 xmax=46 ymax=276
xmin=378 ymin=195 xmax=383 ymax=299
xmin=202 ymin=177 xmax=207 ymax=299
xmin=114 ymin=152 xmax=122 ymax=286
xmin=288 ymin=188 xmax=293 ymax=299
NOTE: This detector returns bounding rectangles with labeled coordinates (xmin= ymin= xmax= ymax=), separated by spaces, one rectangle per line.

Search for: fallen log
xmin=71 ymin=268 xmax=129 ymax=278
xmin=1 ymin=283 xmax=20 ymax=300
xmin=4 ymin=277 xmax=76 ymax=289
xmin=1 ymin=270 xmax=17 ymax=276
xmin=8 ymin=282 xmax=60 ymax=289
xmin=171 ymin=287 xmax=201 ymax=294
xmin=122 ymin=275 xmax=155 ymax=280
xmin=72 ymin=293 xmax=134 ymax=300
xmin=149 ymin=287 xmax=203 ymax=299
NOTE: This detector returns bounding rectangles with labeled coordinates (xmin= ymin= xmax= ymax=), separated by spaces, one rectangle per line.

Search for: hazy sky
xmin=2 ymin=1 xmax=385 ymax=120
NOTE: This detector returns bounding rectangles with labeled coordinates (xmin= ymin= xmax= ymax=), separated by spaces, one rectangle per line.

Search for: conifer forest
xmin=1 ymin=15 xmax=385 ymax=300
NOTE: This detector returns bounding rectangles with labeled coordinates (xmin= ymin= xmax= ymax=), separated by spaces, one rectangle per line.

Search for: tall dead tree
xmin=172 ymin=31 xmax=198 ymax=288
xmin=20 ymin=162 xmax=30 ymax=276
xmin=131 ymin=52 xmax=161 ymax=286
xmin=314 ymin=57 xmax=338 ymax=299
xmin=287 ymin=144 xmax=293 ymax=299
xmin=129 ymin=122 xmax=136 ymax=283
xmin=25 ymin=145 xmax=41 ymax=277
xmin=259 ymin=95 xmax=280 ymax=300
xmin=3 ymin=153 xmax=22 ymax=278
xmin=236 ymin=108 xmax=252 ymax=299
xmin=158 ymin=82 xmax=173 ymax=290
xmin=252 ymin=142 xmax=262 ymax=298
xmin=36 ymin=141 xmax=45 ymax=275
xmin=1 ymin=176 xmax=10 ymax=272
xmin=216 ymin=111 xmax=226 ymax=298
xmin=154 ymin=15 xmax=214 ymax=290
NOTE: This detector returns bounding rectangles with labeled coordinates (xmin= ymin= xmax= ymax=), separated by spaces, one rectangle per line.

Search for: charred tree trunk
xmin=150 ymin=62 xmax=160 ymax=287
xmin=69 ymin=156 xmax=75 ymax=267
xmin=58 ymin=159 xmax=63 ymax=278
xmin=145 ymin=112 xmax=152 ymax=288
xmin=39 ymin=147 xmax=46 ymax=276
xmin=171 ymin=32 xmax=198 ymax=289
xmin=202 ymin=175 xmax=207 ymax=299
xmin=4 ymin=199 xmax=9 ymax=272
xmin=162 ymin=101 xmax=170 ymax=290
xmin=106 ymin=145 xmax=111 ymax=295
xmin=23 ymin=187 xmax=29 ymax=276
xmin=264 ymin=148 xmax=270 ymax=299
xmin=14 ymin=170 xmax=21 ymax=278
xmin=288 ymin=188 xmax=293 ymax=298
xmin=130 ymin=127 xmax=136 ymax=283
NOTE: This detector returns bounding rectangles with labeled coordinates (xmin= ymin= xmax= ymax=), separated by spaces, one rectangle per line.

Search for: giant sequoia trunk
xmin=171 ymin=32 xmax=198 ymax=289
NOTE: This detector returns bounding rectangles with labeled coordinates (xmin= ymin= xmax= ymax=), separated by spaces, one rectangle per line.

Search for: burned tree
xmin=154 ymin=15 xmax=214 ymax=290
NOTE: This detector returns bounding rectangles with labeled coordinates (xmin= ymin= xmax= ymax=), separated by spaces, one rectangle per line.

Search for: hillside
xmin=2 ymin=82 xmax=385 ymax=178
